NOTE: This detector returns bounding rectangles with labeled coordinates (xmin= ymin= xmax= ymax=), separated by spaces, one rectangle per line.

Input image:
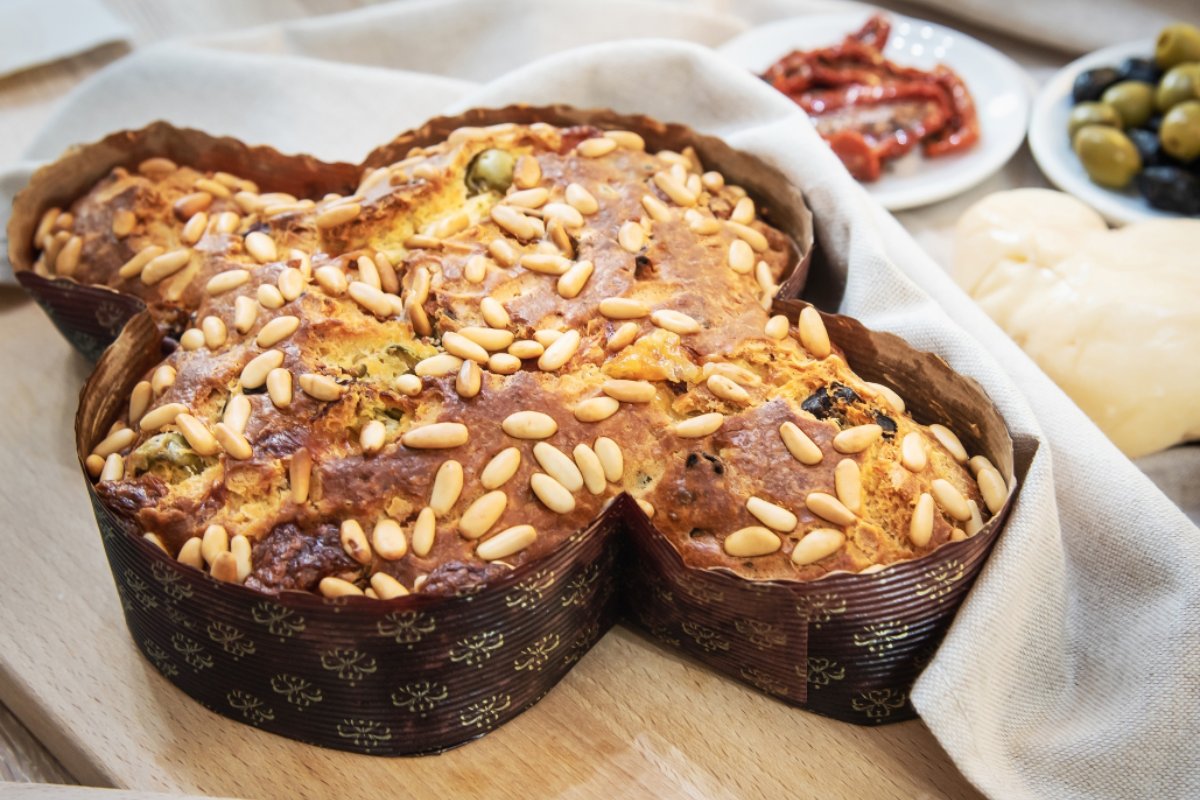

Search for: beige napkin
xmin=2 ymin=2 xmax=1197 ymax=798
xmin=0 ymin=0 xmax=129 ymax=77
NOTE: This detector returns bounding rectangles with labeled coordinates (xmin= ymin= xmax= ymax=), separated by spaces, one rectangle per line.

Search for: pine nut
xmin=241 ymin=350 xmax=284 ymax=389
xmin=578 ymin=137 xmax=617 ymax=158
xmin=531 ymin=473 xmax=575 ymax=513
xmin=214 ymin=422 xmax=252 ymax=460
xmin=603 ymin=379 xmax=656 ymax=403
xmin=319 ymin=577 xmax=363 ymax=598
xmin=651 ymin=309 xmax=700 ymax=335
xmin=704 ymin=374 xmax=748 ymax=405
xmin=930 ymin=424 xmax=969 ymax=463
xmin=488 ymin=237 xmax=518 ymax=266
xmin=791 ymin=529 xmax=845 ymax=566
xmin=672 ymin=412 xmax=723 ymax=438
xmin=211 ymin=549 xmax=244 ymax=583
xmin=214 ymin=211 xmax=241 ymax=235
xmin=178 ymin=538 xmax=203 ymax=569
xmin=402 ymin=422 xmax=469 ymax=449
xmin=464 ymin=254 xmax=489 ymax=283
xmin=200 ymin=316 xmax=226 ymax=349
xmin=488 ymin=353 xmax=521 ymax=374
xmin=636 ymin=498 xmax=656 ymax=518
xmin=832 ymin=424 xmax=882 ymax=454
xmin=139 ymin=403 xmax=187 ymax=432
xmin=867 ymin=382 xmax=905 ymax=414
xmin=652 ymin=171 xmax=697 ymax=206
xmin=491 ymin=204 xmax=537 ymax=240
xmin=290 ymin=448 xmax=311 ymax=503
xmin=607 ymin=322 xmax=639 ymax=351
xmin=835 ymin=459 xmax=862 ymax=514
xmin=727 ymin=221 xmax=769 ymax=252
xmin=520 ymin=252 xmax=571 ymax=276
xmin=371 ymin=573 xmax=408 ymax=600
xmin=618 ymin=221 xmax=645 ymax=253
xmin=533 ymin=442 xmax=584 ymax=491
xmin=459 ymin=490 xmax=507 ymax=539
xmin=298 ymin=373 xmax=344 ymax=401
xmin=534 ymin=329 xmax=562 ymax=348
xmin=360 ymin=420 xmax=387 ymax=454
xmin=206 ymin=269 xmax=250 ymax=295
xmin=731 ymin=197 xmax=756 ymax=225
xmin=180 ymin=329 xmax=205 ymax=350
xmin=977 ymin=467 xmax=1006 ymax=515
xmin=316 ymin=202 xmax=361 ymax=229
xmin=566 ymin=183 xmax=599 ymax=215
xmin=442 ymin=331 xmax=489 ymax=364
xmin=476 ymin=524 xmax=536 ymax=561
xmin=119 ymin=246 xmax=165 ymax=279
xmin=245 ymin=231 xmax=277 ymax=263
xmin=201 ymin=525 xmax=229 ymax=566
xmin=557 ymin=259 xmax=594 ymax=298
xmin=641 ymin=194 xmax=672 ymax=222
xmin=599 ymin=297 xmax=649 ymax=319
xmin=910 ymin=493 xmax=934 ymax=547
xmin=480 ymin=296 xmax=510 ymax=328
xmin=411 ymin=506 xmax=437 ymax=557
xmin=931 ymin=478 xmax=971 ymax=522
xmin=685 ymin=208 xmax=721 ymax=235
xmin=373 ymin=253 xmax=398 ymax=294
xmin=728 ymin=239 xmax=754 ymax=274
xmin=724 ymin=526 xmax=782 ymax=558
xmin=54 ymin=235 xmax=82 ymax=276
xmin=764 ymin=314 xmax=789 ymax=340
xmin=315 ymin=265 xmax=348 ymax=296
xmin=182 ymin=212 xmax=207 ymax=245
xmin=806 ymin=492 xmax=856 ymax=526
xmin=480 ymin=447 xmax=521 ymax=490
xmin=425 ymin=459 xmax=464 ymax=516
xmin=255 ymin=315 xmax=300 ymax=348
xmin=345 ymin=281 xmax=389 ymax=318
xmin=746 ymin=496 xmax=797 ymax=532
xmin=966 ymin=500 xmax=984 ymax=536
xmin=543 ymin=202 xmax=583 ymax=228
xmin=176 ymin=413 xmax=219 ymax=456
xmin=112 ymin=209 xmax=136 ymax=238
xmin=151 ymin=364 xmax=176 ymax=395
xmin=278 ymin=268 xmax=305 ymax=301
xmin=605 ymin=130 xmax=645 ymax=150
xmin=195 ymin=178 xmax=232 ymax=199
xmin=704 ymin=362 xmax=761 ymax=387
xmin=414 ymin=354 xmax=461 ymax=378
xmin=459 ymin=326 xmax=514 ymax=351
xmin=513 ymin=155 xmax=542 ymax=189
xmin=701 ymin=171 xmax=725 ymax=191
xmin=799 ymin=307 xmax=831 ymax=359
xmin=93 ymin=426 xmax=137 ymax=458
xmin=99 ymin=453 xmax=124 ymax=482
xmin=755 ymin=260 xmax=777 ymax=303
xmin=574 ymin=396 xmax=619 ymax=422
xmin=231 ymin=295 xmax=257 ymax=334
xmin=538 ymin=329 xmax=580 ymax=371
xmin=34 ymin=207 xmax=60 ymax=244
xmin=141 ymin=249 xmax=191 ymax=285
xmin=456 ymin=360 xmax=482 ymax=398
xmin=595 ymin=437 xmax=623 ymax=482
xmin=968 ymin=455 xmax=996 ymax=477
xmin=129 ymin=381 xmax=152 ymax=423
xmin=396 ymin=374 xmax=423 ymax=397
xmin=901 ymin=432 xmax=927 ymax=472
xmin=502 ymin=411 xmax=557 ymax=439
xmin=174 ymin=192 xmax=212 ymax=220
xmin=372 ymin=519 xmax=408 ymax=560
xmin=257 ymin=284 xmax=285 ymax=309
xmin=224 ymin=394 xmax=251 ymax=434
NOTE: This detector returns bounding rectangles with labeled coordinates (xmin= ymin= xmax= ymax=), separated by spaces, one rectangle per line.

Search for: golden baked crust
xmin=60 ymin=121 xmax=995 ymax=597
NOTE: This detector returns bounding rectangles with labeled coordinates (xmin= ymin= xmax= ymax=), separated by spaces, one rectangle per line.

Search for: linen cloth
xmin=0 ymin=0 xmax=130 ymax=78
xmin=0 ymin=1 xmax=1196 ymax=797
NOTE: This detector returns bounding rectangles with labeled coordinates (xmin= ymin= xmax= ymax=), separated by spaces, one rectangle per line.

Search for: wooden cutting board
xmin=0 ymin=295 xmax=983 ymax=799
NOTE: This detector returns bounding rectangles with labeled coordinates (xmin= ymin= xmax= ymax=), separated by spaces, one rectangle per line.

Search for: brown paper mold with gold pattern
xmin=7 ymin=107 xmax=814 ymax=360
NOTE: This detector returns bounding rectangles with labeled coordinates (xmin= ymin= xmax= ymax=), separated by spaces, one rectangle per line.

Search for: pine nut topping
xmin=112 ymin=209 xmax=137 ymax=238
xmin=201 ymin=525 xmax=229 ymax=567
xmin=359 ymin=420 xmax=386 ymax=454
xmin=636 ymin=498 xmax=656 ymax=518
xmin=129 ymin=381 xmax=152 ymax=423
xmin=651 ymin=309 xmax=700 ymax=335
xmin=533 ymin=442 xmax=584 ymax=491
xmin=182 ymin=212 xmax=207 ymax=245
xmin=290 ymin=448 xmax=311 ymax=503
xmin=214 ymin=211 xmax=241 ymax=235
xmin=177 ymin=538 xmax=203 ymax=569
xmin=372 ymin=519 xmax=408 ymax=560
xmin=298 ymin=372 xmax=345 ymax=401
xmin=456 ymin=360 xmax=482 ymax=398
xmin=487 ymin=353 xmax=521 ymax=374
xmin=578 ymin=137 xmax=617 ymax=158
xmin=214 ymin=422 xmax=253 ymax=460
xmin=245 ymin=231 xmax=277 ymax=263
xmin=764 ymin=314 xmax=789 ymax=340
xmin=835 ymin=459 xmax=862 ymax=513
xmin=371 ymin=573 xmax=409 ymax=600
xmin=791 ymin=529 xmax=846 ymax=566
xmin=491 ymin=204 xmax=537 ymax=240
xmin=316 ymin=202 xmax=361 ymax=229
xmin=151 ymin=365 xmax=176 ymax=395
xmin=544 ymin=202 xmax=584 ymax=229
xmin=966 ymin=500 xmax=984 ymax=536
xmin=224 ymin=394 xmax=251 ymax=434
xmin=480 ymin=296 xmax=510 ymax=328
xmin=395 ymin=374 xmax=422 ymax=397
xmin=531 ymin=473 xmax=576 ymax=514
xmin=427 ymin=460 xmax=465 ymax=516
xmin=703 ymin=362 xmax=761 ymax=386
xmin=832 ymin=424 xmax=882 ymax=454
xmin=519 ymin=252 xmax=571 ymax=275
xmin=54 ymin=235 xmax=82 ymax=276
xmin=195 ymin=178 xmax=232 ymax=199
xmin=557 ymin=259 xmax=594 ymax=299
xmin=806 ymin=492 xmax=856 ymax=526
xmin=930 ymin=424 xmax=969 ymax=463
xmin=85 ymin=453 xmax=106 ymax=479
xmin=746 ymin=496 xmax=798 ymax=532
xmin=727 ymin=221 xmax=769 ymax=252
xmin=566 ymin=183 xmax=599 ymax=215
xmin=257 ymin=283 xmax=285 ymax=310
xmin=599 ymin=297 xmax=649 ymax=319
xmin=701 ymin=171 xmax=725 ymax=191
xmin=174 ymin=192 xmax=212 ymax=220
xmin=910 ymin=493 xmax=935 ymax=547
xmin=241 ymin=350 xmax=284 ymax=389
xmin=141 ymin=249 xmax=191 ymax=285
xmin=402 ymin=422 xmax=469 ymax=449
xmin=488 ymin=237 xmax=519 ymax=266
xmin=538 ymin=329 xmax=580 ymax=371
xmin=255 ymin=315 xmax=300 ymax=348
xmin=728 ymin=239 xmax=754 ymax=274
xmin=196 ymin=315 xmax=224 ymax=350
xmin=574 ymin=396 xmax=620 ymax=422
xmin=234 ymin=295 xmax=259 ymax=333
xmin=724 ymin=526 xmax=782 ymax=558
xmin=175 ymin=413 xmax=219 ymax=456
xmin=652 ymin=171 xmax=697 ymax=206
xmin=595 ymin=437 xmax=624 ymax=482
xmin=99 ymin=453 xmax=125 ymax=482
xmin=464 ymin=254 xmax=489 ymax=283
xmin=476 ymin=524 xmax=537 ymax=561
xmin=440 ymin=331 xmax=488 ymax=364
xmin=206 ymin=268 xmax=250 ymax=295
xmin=459 ymin=490 xmax=508 ymax=539
xmin=641 ymin=194 xmax=672 ymax=222
xmin=799 ymin=307 xmax=831 ymax=359
xmin=731 ymin=197 xmax=756 ymax=225
xmin=705 ymin=374 xmax=750 ymax=404
xmin=618 ymin=221 xmax=645 ymax=253
xmin=180 ymin=329 xmax=205 ymax=350
xmin=572 ymin=444 xmax=606 ymax=495
xmin=356 ymin=256 xmax=381 ymax=290
xmin=607 ymin=322 xmax=639 ymax=351
xmin=139 ymin=403 xmax=187 ymax=432
xmin=901 ymin=432 xmax=927 ymax=472
xmin=672 ymin=412 xmax=724 ymax=438
xmin=319 ymin=577 xmax=363 ymax=598
xmin=263 ymin=368 xmax=291 ymax=409
xmin=968 ymin=455 xmax=996 ymax=477
xmin=345 ymin=281 xmax=390 ymax=318
xmin=605 ymin=130 xmax=645 ymax=150
xmin=685 ymin=208 xmax=721 ymax=235
xmin=411 ymin=506 xmax=437 ymax=557
xmin=119 ymin=246 xmax=165 ymax=279
xmin=931 ymin=478 xmax=971 ymax=522
xmin=512 ymin=155 xmax=542 ymax=189
xmin=315 ymin=265 xmax=348 ymax=296
xmin=415 ymin=353 xmax=462 ymax=377
xmin=502 ymin=411 xmax=558 ymax=439
xmin=535 ymin=329 xmax=563 ymax=348
xmin=603 ymin=379 xmax=656 ymax=404
xmin=977 ymin=467 xmax=1006 ymax=515
xmin=481 ymin=447 xmax=521 ymax=490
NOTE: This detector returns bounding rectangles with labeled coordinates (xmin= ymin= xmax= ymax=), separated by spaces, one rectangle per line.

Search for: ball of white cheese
xmin=954 ymin=188 xmax=1200 ymax=458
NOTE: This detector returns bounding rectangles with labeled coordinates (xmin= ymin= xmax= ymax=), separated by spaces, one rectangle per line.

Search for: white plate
xmin=1029 ymin=39 xmax=1179 ymax=225
xmin=718 ymin=12 xmax=1031 ymax=210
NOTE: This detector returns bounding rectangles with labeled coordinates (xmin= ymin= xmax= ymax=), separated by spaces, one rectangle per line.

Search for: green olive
xmin=465 ymin=148 xmax=515 ymax=194
xmin=1101 ymin=81 xmax=1156 ymax=127
xmin=1160 ymin=100 xmax=1200 ymax=161
xmin=1156 ymin=63 xmax=1200 ymax=111
xmin=1072 ymin=125 xmax=1142 ymax=188
xmin=1068 ymin=102 xmax=1123 ymax=138
xmin=1155 ymin=22 xmax=1200 ymax=70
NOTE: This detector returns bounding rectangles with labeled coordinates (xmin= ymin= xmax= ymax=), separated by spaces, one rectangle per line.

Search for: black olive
xmin=1072 ymin=66 xmax=1121 ymax=104
xmin=1136 ymin=167 xmax=1200 ymax=215
xmin=1127 ymin=128 xmax=1172 ymax=167
xmin=875 ymin=413 xmax=898 ymax=439
xmin=1118 ymin=57 xmax=1161 ymax=85
xmin=802 ymin=387 xmax=833 ymax=419
xmin=1144 ymin=115 xmax=1163 ymax=133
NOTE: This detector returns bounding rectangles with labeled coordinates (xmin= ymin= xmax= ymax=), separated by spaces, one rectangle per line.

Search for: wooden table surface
xmin=0 ymin=1 xmax=1058 ymax=796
